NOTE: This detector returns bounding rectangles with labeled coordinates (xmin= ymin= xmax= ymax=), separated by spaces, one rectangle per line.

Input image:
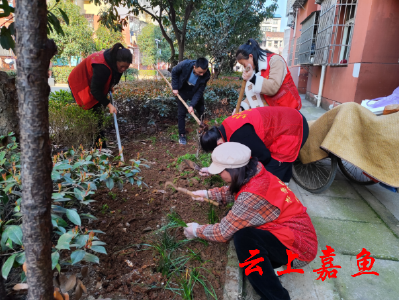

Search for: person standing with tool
xmin=171 ymin=58 xmax=211 ymax=145
xmin=235 ymin=39 xmax=301 ymax=112
xmin=68 ymin=43 xmax=132 ymax=148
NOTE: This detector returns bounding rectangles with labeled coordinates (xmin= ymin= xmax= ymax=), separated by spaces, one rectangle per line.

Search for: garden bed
xmin=81 ymin=126 xmax=230 ymax=299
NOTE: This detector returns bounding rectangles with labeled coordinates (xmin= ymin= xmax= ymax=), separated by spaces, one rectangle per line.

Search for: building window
xmin=314 ymin=0 xmax=358 ymax=66
xmin=298 ymin=11 xmax=320 ymax=65
xmin=266 ymin=26 xmax=271 ymax=31
xmin=261 ymin=26 xmax=267 ymax=32
xmin=274 ymin=41 xmax=278 ymax=47
xmin=273 ymin=19 xmax=278 ymax=24
xmin=268 ymin=41 xmax=272 ymax=47
xmin=84 ymin=14 xmax=94 ymax=29
xmin=280 ymin=41 xmax=283 ymax=47
xmin=272 ymin=27 xmax=277 ymax=32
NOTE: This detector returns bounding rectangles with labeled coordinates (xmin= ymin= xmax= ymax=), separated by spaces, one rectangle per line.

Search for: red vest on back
xmin=68 ymin=51 xmax=112 ymax=110
xmin=222 ymin=107 xmax=303 ymax=162
xmin=261 ymin=53 xmax=302 ymax=110
xmin=237 ymin=165 xmax=318 ymax=262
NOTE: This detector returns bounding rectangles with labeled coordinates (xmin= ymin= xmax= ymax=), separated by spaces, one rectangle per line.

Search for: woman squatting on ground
xmin=183 ymin=142 xmax=318 ymax=300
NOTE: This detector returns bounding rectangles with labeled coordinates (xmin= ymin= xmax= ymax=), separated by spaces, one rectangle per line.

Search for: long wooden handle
xmin=154 ymin=65 xmax=202 ymax=125
xmin=234 ymin=66 xmax=251 ymax=114
xmin=178 ymin=187 xmax=219 ymax=207
xmin=165 ymin=181 xmax=219 ymax=206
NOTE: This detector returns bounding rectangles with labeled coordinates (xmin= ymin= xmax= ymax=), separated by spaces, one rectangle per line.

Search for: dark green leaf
xmin=4 ymin=225 xmax=23 ymax=245
xmin=71 ymin=250 xmax=86 ymax=265
xmin=51 ymin=252 xmax=60 ymax=270
xmin=2 ymin=253 xmax=17 ymax=279
xmin=58 ymin=8 xmax=70 ymax=25
xmin=83 ymin=253 xmax=99 ymax=264
xmin=66 ymin=209 xmax=81 ymax=226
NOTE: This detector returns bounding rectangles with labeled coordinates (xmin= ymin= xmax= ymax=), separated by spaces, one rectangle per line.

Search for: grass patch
xmin=176 ymin=153 xmax=212 ymax=169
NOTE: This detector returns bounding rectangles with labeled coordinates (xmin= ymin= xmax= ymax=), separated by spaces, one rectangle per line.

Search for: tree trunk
xmin=0 ymin=72 xmax=19 ymax=140
xmin=15 ymin=1 xmax=57 ymax=299
xmin=178 ymin=41 xmax=185 ymax=62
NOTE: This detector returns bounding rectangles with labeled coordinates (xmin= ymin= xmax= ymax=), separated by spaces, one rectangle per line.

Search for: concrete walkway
xmin=225 ymin=96 xmax=399 ymax=300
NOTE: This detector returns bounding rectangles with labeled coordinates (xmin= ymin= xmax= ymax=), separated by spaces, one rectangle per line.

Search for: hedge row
xmin=52 ymin=67 xmax=74 ymax=84
xmin=52 ymin=67 xmax=154 ymax=83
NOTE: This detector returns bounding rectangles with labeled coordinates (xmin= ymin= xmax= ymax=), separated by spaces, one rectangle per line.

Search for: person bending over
xmin=200 ymin=106 xmax=309 ymax=184
xmin=171 ymin=57 xmax=211 ymax=145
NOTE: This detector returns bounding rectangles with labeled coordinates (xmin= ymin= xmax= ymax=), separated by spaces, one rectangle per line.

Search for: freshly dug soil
xmin=82 ymin=128 xmax=230 ymax=300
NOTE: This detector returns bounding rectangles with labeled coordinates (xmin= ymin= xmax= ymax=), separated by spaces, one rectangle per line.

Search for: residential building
xmin=261 ymin=32 xmax=285 ymax=55
xmin=285 ymin=0 xmax=399 ymax=110
xmin=260 ymin=14 xmax=282 ymax=33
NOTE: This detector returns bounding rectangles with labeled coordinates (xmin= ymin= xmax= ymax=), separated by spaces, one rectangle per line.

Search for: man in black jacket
xmin=171 ymin=57 xmax=211 ymax=145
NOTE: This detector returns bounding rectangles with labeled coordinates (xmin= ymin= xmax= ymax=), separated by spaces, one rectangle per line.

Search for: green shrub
xmin=113 ymin=79 xmax=240 ymax=125
xmin=0 ymin=135 xmax=148 ymax=281
xmin=139 ymin=70 xmax=157 ymax=77
xmin=49 ymin=90 xmax=75 ymax=104
xmin=53 ymin=67 xmax=74 ymax=84
xmin=49 ymin=100 xmax=102 ymax=148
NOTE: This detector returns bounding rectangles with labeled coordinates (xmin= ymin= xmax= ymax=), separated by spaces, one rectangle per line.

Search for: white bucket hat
xmin=208 ymin=142 xmax=251 ymax=175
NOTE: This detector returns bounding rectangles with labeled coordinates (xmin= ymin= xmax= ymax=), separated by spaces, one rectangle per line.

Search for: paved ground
xmin=50 ymin=83 xmax=70 ymax=93
xmin=227 ymin=96 xmax=399 ymax=300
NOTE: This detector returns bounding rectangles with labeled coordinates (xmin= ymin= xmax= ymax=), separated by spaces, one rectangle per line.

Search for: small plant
xmin=149 ymin=136 xmax=157 ymax=145
xmin=0 ymin=136 xmax=149 ymax=281
xmin=101 ymin=204 xmax=109 ymax=214
xmin=207 ymin=203 xmax=218 ymax=224
xmin=179 ymin=267 xmax=217 ymax=300
xmin=108 ymin=191 xmax=117 ymax=200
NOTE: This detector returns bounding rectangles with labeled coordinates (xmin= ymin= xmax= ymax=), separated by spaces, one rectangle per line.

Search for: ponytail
xmin=236 ymin=38 xmax=273 ymax=72
xmin=109 ymin=43 xmax=133 ymax=64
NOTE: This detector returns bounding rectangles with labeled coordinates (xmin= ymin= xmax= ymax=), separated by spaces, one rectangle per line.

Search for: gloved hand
xmin=199 ymin=167 xmax=210 ymax=177
xmin=242 ymin=64 xmax=254 ymax=81
xmin=184 ymin=222 xmax=200 ymax=240
xmin=191 ymin=190 xmax=208 ymax=201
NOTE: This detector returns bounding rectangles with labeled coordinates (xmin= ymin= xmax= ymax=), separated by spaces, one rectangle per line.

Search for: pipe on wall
xmin=317 ymin=65 xmax=326 ymax=107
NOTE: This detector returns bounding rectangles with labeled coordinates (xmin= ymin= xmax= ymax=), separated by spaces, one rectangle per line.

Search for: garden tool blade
xmin=183 ymin=159 xmax=201 ymax=171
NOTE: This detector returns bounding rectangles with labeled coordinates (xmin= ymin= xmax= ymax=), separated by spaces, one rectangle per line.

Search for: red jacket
xmin=222 ymin=107 xmax=303 ymax=162
xmin=237 ymin=165 xmax=318 ymax=262
xmin=68 ymin=51 xmax=112 ymax=110
xmin=261 ymin=53 xmax=302 ymax=110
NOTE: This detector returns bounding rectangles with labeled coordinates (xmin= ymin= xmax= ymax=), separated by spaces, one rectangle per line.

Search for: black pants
xmin=91 ymin=102 xmax=106 ymax=148
xmin=234 ymin=227 xmax=290 ymax=300
xmin=177 ymin=98 xmax=204 ymax=135
xmin=265 ymin=112 xmax=309 ymax=182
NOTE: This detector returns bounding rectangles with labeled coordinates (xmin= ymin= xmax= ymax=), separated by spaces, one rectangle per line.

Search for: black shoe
xmin=179 ymin=134 xmax=187 ymax=145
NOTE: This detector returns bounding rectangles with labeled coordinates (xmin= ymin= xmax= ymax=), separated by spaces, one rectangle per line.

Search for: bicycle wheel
xmin=337 ymin=158 xmax=376 ymax=185
xmin=292 ymin=154 xmax=338 ymax=193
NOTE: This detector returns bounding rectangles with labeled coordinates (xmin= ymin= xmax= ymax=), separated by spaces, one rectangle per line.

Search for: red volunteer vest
xmin=237 ymin=165 xmax=318 ymax=262
xmin=222 ymin=107 xmax=303 ymax=162
xmin=261 ymin=53 xmax=302 ymax=110
xmin=68 ymin=51 xmax=112 ymax=110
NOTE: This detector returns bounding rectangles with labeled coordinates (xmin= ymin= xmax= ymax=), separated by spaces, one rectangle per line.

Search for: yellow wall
xmin=83 ymin=0 xmax=106 ymax=14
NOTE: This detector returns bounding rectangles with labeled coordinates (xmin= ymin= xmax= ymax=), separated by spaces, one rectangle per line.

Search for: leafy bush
xmin=53 ymin=67 xmax=74 ymax=84
xmin=0 ymin=135 xmax=148 ymax=281
xmin=49 ymin=100 xmax=104 ymax=149
xmin=139 ymin=70 xmax=157 ymax=77
xmin=49 ymin=90 xmax=75 ymax=104
xmin=113 ymin=79 xmax=241 ymax=126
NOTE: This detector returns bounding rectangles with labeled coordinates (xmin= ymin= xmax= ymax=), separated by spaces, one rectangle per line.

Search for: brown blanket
xmin=299 ymin=102 xmax=399 ymax=187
